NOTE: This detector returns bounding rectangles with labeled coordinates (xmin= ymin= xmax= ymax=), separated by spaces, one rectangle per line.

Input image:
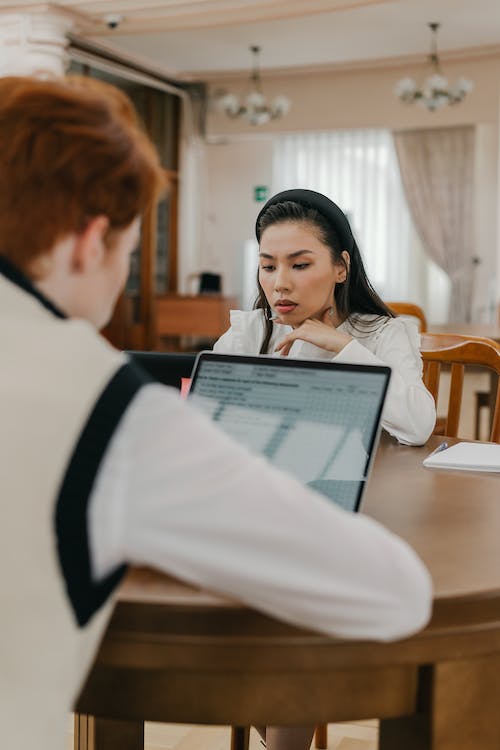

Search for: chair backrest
xmin=420 ymin=332 xmax=500 ymax=442
xmin=387 ymin=302 xmax=428 ymax=332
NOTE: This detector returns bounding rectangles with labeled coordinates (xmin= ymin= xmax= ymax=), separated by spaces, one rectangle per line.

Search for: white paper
xmin=423 ymin=441 xmax=500 ymax=472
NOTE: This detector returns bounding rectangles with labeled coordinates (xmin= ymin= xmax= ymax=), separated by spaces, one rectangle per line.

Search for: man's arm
xmin=89 ymin=384 xmax=432 ymax=641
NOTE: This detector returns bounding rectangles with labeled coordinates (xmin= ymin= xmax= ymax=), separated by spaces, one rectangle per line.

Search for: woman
xmin=214 ymin=189 xmax=436 ymax=446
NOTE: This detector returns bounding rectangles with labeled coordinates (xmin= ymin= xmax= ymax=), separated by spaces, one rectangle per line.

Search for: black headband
xmin=255 ymin=188 xmax=355 ymax=252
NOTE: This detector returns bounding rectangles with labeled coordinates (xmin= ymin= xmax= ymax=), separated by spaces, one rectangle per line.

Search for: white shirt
xmin=89 ymin=381 xmax=433 ymax=642
xmin=214 ymin=310 xmax=436 ymax=446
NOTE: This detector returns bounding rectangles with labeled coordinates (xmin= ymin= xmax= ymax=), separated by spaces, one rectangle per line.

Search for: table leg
xmin=380 ymin=656 xmax=500 ymax=750
xmin=74 ymin=714 xmax=144 ymax=750
xmin=230 ymin=726 xmax=250 ymax=750
xmin=314 ymin=724 xmax=328 ymax=749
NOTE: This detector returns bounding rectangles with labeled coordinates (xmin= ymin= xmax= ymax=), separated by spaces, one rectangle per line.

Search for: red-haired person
xmin=0 ymin=76 xmax=432 ymax=750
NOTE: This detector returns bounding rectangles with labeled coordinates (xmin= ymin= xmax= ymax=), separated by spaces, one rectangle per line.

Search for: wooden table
xmin=74 ymin=435 xmax=500 ymax=750
xmin=429 ymin=323 xmax=500 ymax=343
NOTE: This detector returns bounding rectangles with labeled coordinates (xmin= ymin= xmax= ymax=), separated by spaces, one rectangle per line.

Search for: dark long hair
xmin=254 ymin=200 xmax=394 ymax=354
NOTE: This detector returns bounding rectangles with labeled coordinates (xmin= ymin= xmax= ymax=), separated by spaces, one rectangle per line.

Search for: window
xmin=271 ymin=129 xmax=450 ymax=320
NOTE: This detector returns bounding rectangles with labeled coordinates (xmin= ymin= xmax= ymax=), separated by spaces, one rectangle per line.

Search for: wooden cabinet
xmin=75 ymin=63 xmax=181 ymax=351
xmin=156 ymin=294 xmax=238 ymax=342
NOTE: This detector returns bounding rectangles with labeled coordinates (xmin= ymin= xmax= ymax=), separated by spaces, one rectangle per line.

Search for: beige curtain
xmin=393 ymin=126 xmax=475 ymax=322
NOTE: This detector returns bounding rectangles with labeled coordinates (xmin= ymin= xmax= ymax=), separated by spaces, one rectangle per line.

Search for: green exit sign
xmin=254 ymin=185 xmax=268 ymax=202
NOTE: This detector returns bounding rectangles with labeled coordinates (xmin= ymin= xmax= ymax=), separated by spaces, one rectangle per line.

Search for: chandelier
xmin=395 ymin=22 xmax=473 ymax=111
xmin=215 ymin=45 xmax=291 ymax=126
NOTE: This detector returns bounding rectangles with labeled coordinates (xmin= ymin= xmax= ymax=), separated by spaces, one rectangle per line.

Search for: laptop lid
xmin=126 ymin=351 xmax=196 ymax=390
xmin=187 ymin=352 xmax=391 ymax=512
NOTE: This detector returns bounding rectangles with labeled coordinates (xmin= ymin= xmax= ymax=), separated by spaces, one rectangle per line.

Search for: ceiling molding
xmin=66 ymin=0 xmax=391 ymax=35
xmin=4 ymin=1 xmax=499 ymax=79
xmin=68 ymin=32 xmax=196 ymax=82
xmin=197 ymin=42 xmax=500 ymax=82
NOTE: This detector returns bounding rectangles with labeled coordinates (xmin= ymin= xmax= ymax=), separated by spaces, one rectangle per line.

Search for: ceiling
xmin=3 ymin=0 xmax=500 ymax=79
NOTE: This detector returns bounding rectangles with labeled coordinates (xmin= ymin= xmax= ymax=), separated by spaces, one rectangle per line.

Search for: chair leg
xmin=475 ymin=391 xmax=481 ymax=440
xmin=231 ymin=726 xmax=250 ymax=750
xmin=314 ymin=723 xmax=328 ymax=749
xmin=474 ymin=391 xmax=490 ymax=440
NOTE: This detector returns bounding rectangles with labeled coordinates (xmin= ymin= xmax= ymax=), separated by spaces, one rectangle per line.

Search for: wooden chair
xmin=387 ymin=302 xmax=427 ymax=332
xmin=420 ymin=332 xmax=500 ymax=442
xmin=312 ymin=334 xmax=500 ymax=750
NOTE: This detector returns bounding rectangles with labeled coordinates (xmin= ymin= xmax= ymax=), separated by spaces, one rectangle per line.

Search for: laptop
xmin=127 ymin=351 xmax=196 ymax=390
xmin=187 ymin=352 xmax=391 ymax=512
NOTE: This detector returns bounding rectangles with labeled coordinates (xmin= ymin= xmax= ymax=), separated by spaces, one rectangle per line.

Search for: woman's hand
xmin=275 ymin=309 xmax=353 ymax=356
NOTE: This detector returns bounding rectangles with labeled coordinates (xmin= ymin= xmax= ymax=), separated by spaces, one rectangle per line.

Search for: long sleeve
xmin=332 ymin=319 xmax=436 ymax=445
xmin=88 ymin=383 xmax=432 ymax=642
xmin=212 ymin=327 xmax=242 ymax=353
xmin=213 ymin=309 xmax=266 ymax=354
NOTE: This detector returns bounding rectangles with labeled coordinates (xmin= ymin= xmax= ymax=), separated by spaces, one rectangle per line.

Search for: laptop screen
xmin=188 ymin=352 xmax=390 ymax=512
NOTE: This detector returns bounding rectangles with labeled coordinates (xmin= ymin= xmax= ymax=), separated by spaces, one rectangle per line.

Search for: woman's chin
xmin=282 ymin=315 xmax=305 ymax=328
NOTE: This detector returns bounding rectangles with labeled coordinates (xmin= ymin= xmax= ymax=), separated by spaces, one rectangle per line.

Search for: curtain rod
xmin=68 ymin=34 xmax=193 ymax=99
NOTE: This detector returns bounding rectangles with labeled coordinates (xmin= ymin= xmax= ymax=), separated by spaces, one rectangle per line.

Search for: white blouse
xmin=213 ymin=310 xmax=436 ymax=446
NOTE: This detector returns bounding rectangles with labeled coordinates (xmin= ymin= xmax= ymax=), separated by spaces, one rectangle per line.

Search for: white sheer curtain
xmin=271 ymin=129 xmax=450 ymax=317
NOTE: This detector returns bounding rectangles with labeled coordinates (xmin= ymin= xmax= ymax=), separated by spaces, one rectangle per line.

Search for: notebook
xmin=127 ymin=351 xmax=196 ymax=390
xmin=187 ymin=351 xmax=391 ymax=512
xmin=423 ymin=441 xmax=500 ymax=472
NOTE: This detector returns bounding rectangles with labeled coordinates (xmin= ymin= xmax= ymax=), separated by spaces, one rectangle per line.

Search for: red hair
xmin=0 ymin=75 xmax=165 ymax=272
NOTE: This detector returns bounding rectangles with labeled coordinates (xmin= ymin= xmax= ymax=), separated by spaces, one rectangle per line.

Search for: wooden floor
xmin=68 ymin=721 xmax=379 ymax=750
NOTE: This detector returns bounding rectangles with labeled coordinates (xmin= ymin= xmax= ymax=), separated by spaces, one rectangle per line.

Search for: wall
xmin=198 ymin=53 xmax=500 ymax=318
xmin=207 ymin=55 xmax=500 ymax=133
xmin=201 ymin=137 xmax=273 ymax=300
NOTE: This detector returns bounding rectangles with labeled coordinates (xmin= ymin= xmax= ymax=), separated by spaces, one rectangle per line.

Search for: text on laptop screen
xmin=189 ymin=356 xmax=389 ymax=512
